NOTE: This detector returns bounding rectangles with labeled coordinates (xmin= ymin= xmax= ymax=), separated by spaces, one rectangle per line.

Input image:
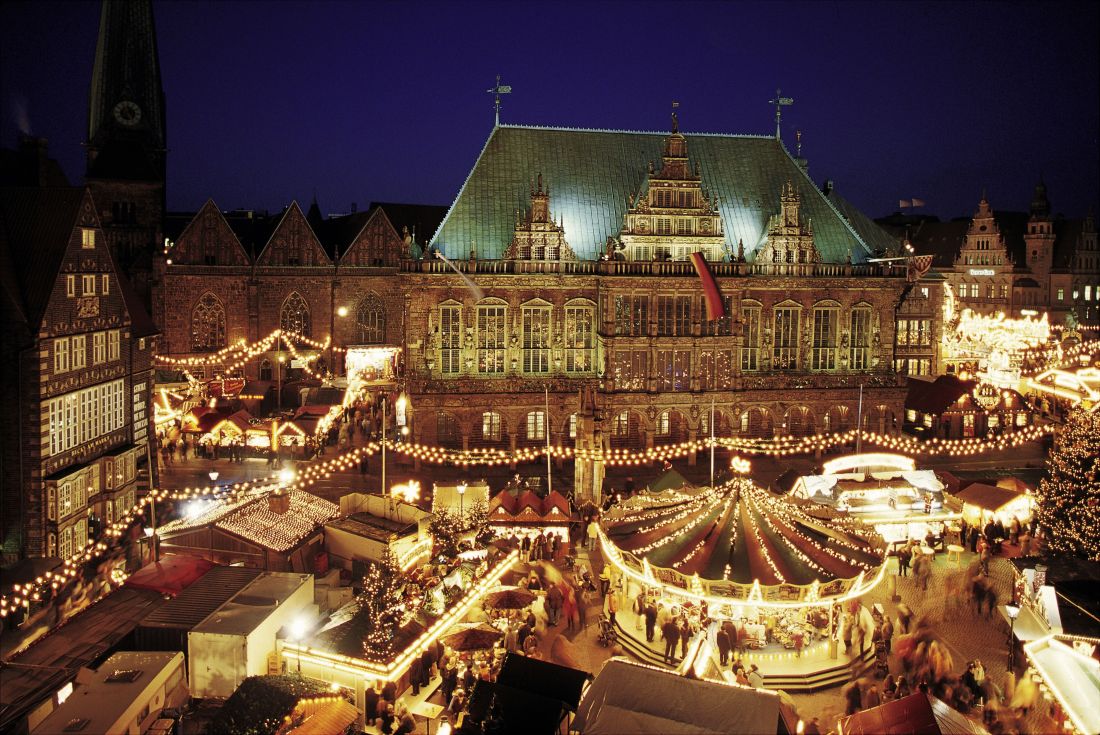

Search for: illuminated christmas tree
xmin=1036 ymin=408 xmax=1100 ymax=560
xmin=356 ymin=547 xmax=404 ymax=659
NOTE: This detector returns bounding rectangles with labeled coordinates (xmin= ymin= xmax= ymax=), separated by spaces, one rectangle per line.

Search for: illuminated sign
xmin=968 ymin=269 xmax=996 ymax=276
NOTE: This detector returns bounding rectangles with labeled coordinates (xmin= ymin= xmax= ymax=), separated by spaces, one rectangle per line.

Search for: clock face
xmin=112 ymin=100 xmax=142 ymax=126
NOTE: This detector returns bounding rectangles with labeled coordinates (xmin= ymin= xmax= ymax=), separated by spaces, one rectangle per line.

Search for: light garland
xmin=281 ymin=550 xmax=518 ymax=682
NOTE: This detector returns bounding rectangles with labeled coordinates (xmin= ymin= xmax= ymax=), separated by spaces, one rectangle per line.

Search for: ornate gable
xmin=256 ymin=201 xmax=331 ymax=267
xmin=503 ymin=173 xmax=576 ymax=261
xmin=756 ymin=180 xmax=820 ymax=265
xmin=46 ymin=189 xmax=130 ymax=337
xmin=616 ymin=113 xmax=726 ymax=262
xmin=168 ymin=199 xmax=250 ymax=266
xmin=956 ymin=195 xmax=1010 ymax=268
xmin=340 ymin=208 xmax=404 ymax=267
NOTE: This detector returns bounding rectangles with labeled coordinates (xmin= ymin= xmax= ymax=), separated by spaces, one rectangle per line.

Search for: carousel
xmin=597 ymin=477 xmax=888 ymax=690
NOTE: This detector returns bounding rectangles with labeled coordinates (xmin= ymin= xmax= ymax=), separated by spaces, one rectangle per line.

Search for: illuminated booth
xmin=954 ymin=482 xmax=1032 ymax=528
xmin=791 ymin=453 xmax=960 ymax=546
xmin=598 ymin=478 xmax=887 ymax=690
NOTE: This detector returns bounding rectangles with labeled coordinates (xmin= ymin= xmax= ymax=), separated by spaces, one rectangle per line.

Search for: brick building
xmin=880 ymin=186 xmax=1100 ymax=332
xmin=0 ymin=181 xmax=158 ymax=563
xmin=155 ymin=117 xmax=922 ymax=504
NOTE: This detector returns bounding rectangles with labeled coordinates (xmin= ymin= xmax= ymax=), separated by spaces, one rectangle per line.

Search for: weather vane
xmin=769 ymin=88 xmax=793 ymax=140
xmin=487 ymin=74 xmax=512 ymax=126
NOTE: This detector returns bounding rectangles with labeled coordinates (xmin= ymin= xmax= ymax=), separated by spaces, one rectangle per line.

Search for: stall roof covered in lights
xmin=1022 ymin=635 xmax=1100 ymax=735
xmin=156 ymin=490 xmax=339 ymax=571
xmin=791 ymin=453 xmax=954 ymax=526
xmin=599 ymin=479 xmax=886 ymax=605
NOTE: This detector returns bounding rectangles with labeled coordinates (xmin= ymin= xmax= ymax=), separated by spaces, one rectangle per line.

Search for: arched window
xmin=482 ymin=412 xmax=503 ymax=441
xmin=259 ymin=359 xmax=273 ymax=382
xmin=191 ymin=292 xmax=226 ymax=351
xmin=356 ymin=294 xmax=385 ymax=344
xmin=280 ymin=292 xmax=311 ymax=337
xmin=436 ymin=413 xmax=460 ymax=448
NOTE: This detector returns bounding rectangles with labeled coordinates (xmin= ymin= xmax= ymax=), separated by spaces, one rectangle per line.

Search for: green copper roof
xmin=431 ymin=124 xmax=890 ymax=264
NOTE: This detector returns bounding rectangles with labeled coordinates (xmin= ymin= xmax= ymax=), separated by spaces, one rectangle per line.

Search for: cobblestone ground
xmin=786 ymin=553 xmax=1059 ymax=734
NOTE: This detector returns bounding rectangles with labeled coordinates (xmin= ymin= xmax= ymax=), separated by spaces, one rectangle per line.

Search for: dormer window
xmin=81 ymin=229 xmax=95 ymax=249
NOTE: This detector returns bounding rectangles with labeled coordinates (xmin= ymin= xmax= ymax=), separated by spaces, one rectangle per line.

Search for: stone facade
xmin=0 ymin=187 xmax=157 ymax=562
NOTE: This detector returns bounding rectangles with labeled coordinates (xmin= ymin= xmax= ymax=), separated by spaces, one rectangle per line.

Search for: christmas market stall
xmin=573 ymin=657 xmax=797 ymax=735
xmin=1021 ymin=635 xmax=1100 ymax=735
xmin=487 ymin=487 xmax=572 ymax=542
xmin=279 ymin=547 xmax=518 ymax=732
xmin=325 ymin=493 xmax=432 ymax=572
xmin=953 ymin=482 xmax=1032 ymax=530
xmin=903 ymin=375 xmax=1033 ymax=440
xmin=791 ymin=453 xmax=960 ymax=547
xmin=155 ymin=489 xmax=339 ymax=572
xmin=597 ymin=478 xmax=887 ymax=690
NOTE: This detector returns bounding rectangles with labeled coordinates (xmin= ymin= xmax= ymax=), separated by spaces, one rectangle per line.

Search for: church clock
xmin=112 ymin=100 xmax=142 ymax=126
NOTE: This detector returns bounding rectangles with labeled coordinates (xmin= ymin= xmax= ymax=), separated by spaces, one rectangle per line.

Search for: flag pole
xmin=709 ymin=396 xmax=716 ymax=488
xmin=545 ymin=386 xmax=553 ymax=498
xmin=856 ymin=383 xmax=864 ymax=454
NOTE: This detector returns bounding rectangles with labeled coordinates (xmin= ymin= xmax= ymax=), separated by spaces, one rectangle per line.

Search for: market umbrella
xmin=443 ymin=622 xmax=504 ymax=651
xmin=483 ymin=586 xmax=537 ymax=610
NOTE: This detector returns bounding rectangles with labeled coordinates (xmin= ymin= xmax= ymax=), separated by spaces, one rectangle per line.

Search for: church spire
xmin=87 ymin=0 xmax=166 ymax=177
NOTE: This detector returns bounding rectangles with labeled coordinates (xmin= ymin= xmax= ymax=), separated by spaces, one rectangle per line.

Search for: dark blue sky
xmin=2 ymin=1 xmax=1097 ymax=221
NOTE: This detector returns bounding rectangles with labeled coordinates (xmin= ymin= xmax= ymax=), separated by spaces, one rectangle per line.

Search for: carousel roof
xmin=600 ymin=480 xmax=883 ymax=588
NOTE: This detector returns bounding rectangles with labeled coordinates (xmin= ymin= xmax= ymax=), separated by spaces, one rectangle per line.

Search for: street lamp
xmin=277 ymin=354 xmax=286 ymax=412
xmin=289 ymin=616 xmax=309 ymax=675
xmin=1005 ymin=604 xmax=1020 ymax=670
xmin=457 ymin=482 xmax=467 ymax=517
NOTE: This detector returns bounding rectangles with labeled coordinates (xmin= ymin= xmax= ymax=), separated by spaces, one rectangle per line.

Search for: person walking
xmin=606 ymin=587 xmax=618 ymax=628
xmin=679 ymin=617 xmax=692 ymax=659
xmin=521 ymin=534 xmax=531 ymax=562
xmin=662 ymin=617 xmax=680 ymax=664
xmin=644 ymin=602 xmax=658 ymax=643
xmin=586 ymin=518 xmax=599 ymax=551
xmin=880 ymin=615 xmax=893 ymax=655
xmin=547 ymin=582 xmax=563 ymax=627
xmin=897 ymin=543 xmax=911 ymax=577
xmin=716 ymin=623 xmax=731 ymax=666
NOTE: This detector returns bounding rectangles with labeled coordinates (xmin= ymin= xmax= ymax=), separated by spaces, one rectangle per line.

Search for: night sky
xmin=2 ymin=1 xmax=1097 ymax=223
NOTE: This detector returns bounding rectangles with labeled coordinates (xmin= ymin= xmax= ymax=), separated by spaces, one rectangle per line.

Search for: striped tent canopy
xmin=601 ymin=480 xmax=884 ymax=588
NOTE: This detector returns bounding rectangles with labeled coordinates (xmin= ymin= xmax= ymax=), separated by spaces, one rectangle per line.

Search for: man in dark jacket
xmin=547 ymin=583 xmax=564 ymax=626
xmin=716 ymin=625 xmax=732 ymax=666
xmin=662 ymin=618 xmax=680 ymax=663
xmin=644 ymin=603 xmax=658 ymax=642
xmin=408 ymin=655 xmax=424 ymax=696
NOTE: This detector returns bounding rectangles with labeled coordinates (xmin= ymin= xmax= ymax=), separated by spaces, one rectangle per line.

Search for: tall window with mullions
xmin=773 ymin=307 xmax=800 ymax=370
xmin=522 ymin=306 xmax=551 ymax=373
xmin=440 ymin=305 xmax=461 ymax=374
xmin=477 ymin=305 xmax=506 ymax=373
xmin=850 ymin=308 xmax=871 ymax=370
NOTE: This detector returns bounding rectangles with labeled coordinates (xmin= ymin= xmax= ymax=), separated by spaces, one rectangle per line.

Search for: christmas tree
xmin=1036 ymin=408 xmax=1100 ymax=560
xmin=356 ymin=547 xmax=404 ymax=659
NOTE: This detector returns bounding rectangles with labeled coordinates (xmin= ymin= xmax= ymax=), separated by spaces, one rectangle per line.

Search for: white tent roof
xmin=574 ymin=658 xmax=780 ymax=735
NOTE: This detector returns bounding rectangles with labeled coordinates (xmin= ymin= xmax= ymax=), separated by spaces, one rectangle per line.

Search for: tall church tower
xmin=1024 ymin=181 xmax=1056 ymax=305
xmin=85 ymin=0 xmax=166 ymax=298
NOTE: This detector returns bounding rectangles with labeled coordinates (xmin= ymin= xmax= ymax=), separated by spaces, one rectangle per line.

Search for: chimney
xmin=19 ymin=135 xmax=50 ymax=187
xmin=268 ymin=489 xmax=291 ymax=514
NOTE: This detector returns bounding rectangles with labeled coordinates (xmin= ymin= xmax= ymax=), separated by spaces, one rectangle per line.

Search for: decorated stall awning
xmin=1023 ymin=635 xmax=1100 ymax=735
xmin=600 ymin=479 xmax=886 ymax=605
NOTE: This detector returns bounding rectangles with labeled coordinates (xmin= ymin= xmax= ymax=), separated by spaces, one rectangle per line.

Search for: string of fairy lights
xmin=11 ymin=327 xmax=1084 ymax=623
xmin=154 ymin=329 xmax=337 ymax=377
xmin=1 ymin=414 xmax=1055 ymax=615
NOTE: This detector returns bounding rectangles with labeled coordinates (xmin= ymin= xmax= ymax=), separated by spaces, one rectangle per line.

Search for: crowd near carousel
xmin=596 ymin=475 xmax=889 ymax=691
